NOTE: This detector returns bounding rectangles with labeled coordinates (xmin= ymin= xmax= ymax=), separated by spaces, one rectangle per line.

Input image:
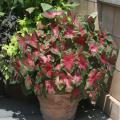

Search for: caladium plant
xmin=4 ymin=11 xmax=118 ymax=101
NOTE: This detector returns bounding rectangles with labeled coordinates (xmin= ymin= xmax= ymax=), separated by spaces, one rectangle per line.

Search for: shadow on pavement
xmin=0 ymin=96 xmax=110 ymax=120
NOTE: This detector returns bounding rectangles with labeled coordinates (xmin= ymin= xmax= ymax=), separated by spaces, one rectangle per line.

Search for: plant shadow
xmin=76 ymin=99 xmax=109 ymax=120
xmin=0 ymin=96 xmax=110 ymax=120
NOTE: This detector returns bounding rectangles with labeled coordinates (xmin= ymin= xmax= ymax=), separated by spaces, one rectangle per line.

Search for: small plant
xmin=0 ymin=13 xmax=18 ymax=48
xmin=0 ymin=12 xmax=18 ymax=85
xmin=3 ymin=11 xmax=116 ymax=101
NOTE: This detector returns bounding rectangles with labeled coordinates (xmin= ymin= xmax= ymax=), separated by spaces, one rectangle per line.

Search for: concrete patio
xmin=0 ymin=96 xmax=112 ymax=120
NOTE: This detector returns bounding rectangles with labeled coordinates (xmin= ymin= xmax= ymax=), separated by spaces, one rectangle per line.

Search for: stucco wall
xmin=98 ymin=0 xmax=120 ymax=47
xmin=70 ymin=0 xmax=99 ymax=29
xmin=71 ymin=0 xmax=97 ymax=16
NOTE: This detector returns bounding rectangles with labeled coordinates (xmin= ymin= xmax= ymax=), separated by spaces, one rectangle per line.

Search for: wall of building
xmin=98 ymin=0 xmax=120 ymax=47
xmin=71 ymin=0 xmax=99 ymax=29
xmin=71 ymin=0 xmax=97 ymax=16
xmin=97 ymin=1 xmax=120 ymax=120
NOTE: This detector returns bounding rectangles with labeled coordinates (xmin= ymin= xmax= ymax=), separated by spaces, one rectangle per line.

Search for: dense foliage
xmin=0 ymin=0 xmax=77 ymax=33
xmin=0 ymin=13 xmax=18 ymax=48
xmin=0 ymin=1 xmax=117 ymax=101
xmin=0 ymin=0 xmax=77 ymax=82
xmin=0 ymin=12 xmax=18 ymax=85
xmin=0 ymin=0 xmax=70 ymax=14
xmin=0 ymin=0 xmax=75 ymax=46
xmin=4 ymin=11 xmax=116 ymax=101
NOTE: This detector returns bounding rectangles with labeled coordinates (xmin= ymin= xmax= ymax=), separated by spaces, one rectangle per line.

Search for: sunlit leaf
xmin=0 ymin=12 xmax=5 ymax=17
xmin=41 ymin=3 xmax=53 ymax=12
xmin=26 ymin=7 xmax=35 ymax=14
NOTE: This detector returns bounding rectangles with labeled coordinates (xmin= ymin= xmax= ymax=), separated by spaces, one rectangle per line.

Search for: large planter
xmin=37 ymin=94 xmax=80 ymax=120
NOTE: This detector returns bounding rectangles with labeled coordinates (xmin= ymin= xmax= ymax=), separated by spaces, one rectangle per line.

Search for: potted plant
xmin=1 ymin=8 xmax=117 ymax=120
xmin=12 ymin=12 xmax=118 ymax=119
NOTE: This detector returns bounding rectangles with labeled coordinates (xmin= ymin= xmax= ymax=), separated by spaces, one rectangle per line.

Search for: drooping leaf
xmin=63 ymin=3 xmax=80 ymax=8
xmin=50 ymin=23 xmax=59 ymax=38
xmin=64 ymin=25 xmax=75 ymax=38
xmin=26 ymin=7 xmax=35 ymax=14
xmin=45 ymin=80 xmax=55 ymax=94
xmin=41 ymin=3 xmax=53 ymax=12
xmin=25 ymin=75 xmax=32 ymax=90
xmin=23 ymin=53 xmax=35 ymax=68
xmin=63 ymin=54 xmax=74 ymax=71
xmin=34 ymin=84 xmax=41 ymax=94
xmin=100 ymin=53 xmax=108 ymax=64
xmin=0 ymin=12 xmax=5 ymax=17
xmin=89 ymin=43 xmax=99 ymax=53
xmin=43 ymin=11 xmax=64 ymax=19
xmin=88 ymin=69 xmax=103 ymax=86
xmin=89 ymin=12 xmax=97 ymax=20
xmin=70 ymin=2 xmax=80 ymax=8
xmin=78 ymin=55 xmax=88 ymax=70
xmin=75 ymin=36 xmax=86 ymax=46
xmin=26 ymin=33 xmax=38 ymax=49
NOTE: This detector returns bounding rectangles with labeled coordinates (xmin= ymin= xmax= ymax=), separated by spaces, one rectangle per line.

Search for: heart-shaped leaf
xmin=26 ymin=7 xmax=35 ymax=14
xmin=41 ymin=3 xmax=53 ymax=12
xmin=0 ymin=12 xmax=5 ymax=17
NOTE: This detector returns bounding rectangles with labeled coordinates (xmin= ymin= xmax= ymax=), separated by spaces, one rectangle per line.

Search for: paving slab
xmin=0 ymin=96 xmax=111 ymax=120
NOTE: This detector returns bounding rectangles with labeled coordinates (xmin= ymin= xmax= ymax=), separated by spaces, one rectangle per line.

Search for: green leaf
xmin=0 ymin=12 xmax=5 ymax=17
xmin=41 ymin=3 xmax=53 ymax=12
xmin=63 ymin=3 xmax=79 ymax=8
xmin=70 ymin=3 xmax=80 ymax=8
xmin=36 ymin=77 xmax=42 ymax=84
xmin=50 ymin=48 xmax=61 ymax=57
xmin=14 ymin=0 xmax=24 ymax=5
xmin=21 ymin=83 xmax=32 ymax=95
xmin=5 ymin=73 xmax=9 ymax=80
xmin=25 ymin=78 xmax=32 ymax=90
xmin=26 ymin=7 xmax=35 ymax=14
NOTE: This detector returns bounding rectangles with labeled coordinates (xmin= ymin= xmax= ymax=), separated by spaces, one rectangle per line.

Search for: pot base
xmin=37 ymin=94 xmax=80 ymax=120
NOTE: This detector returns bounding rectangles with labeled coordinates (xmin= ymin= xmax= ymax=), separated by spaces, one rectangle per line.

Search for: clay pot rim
xmin=37 ymin=93 xmax=82 ymax=101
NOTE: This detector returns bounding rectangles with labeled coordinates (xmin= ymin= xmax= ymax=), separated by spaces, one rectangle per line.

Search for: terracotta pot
xmin=37 ymin=94 xmax=80 ymax=120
